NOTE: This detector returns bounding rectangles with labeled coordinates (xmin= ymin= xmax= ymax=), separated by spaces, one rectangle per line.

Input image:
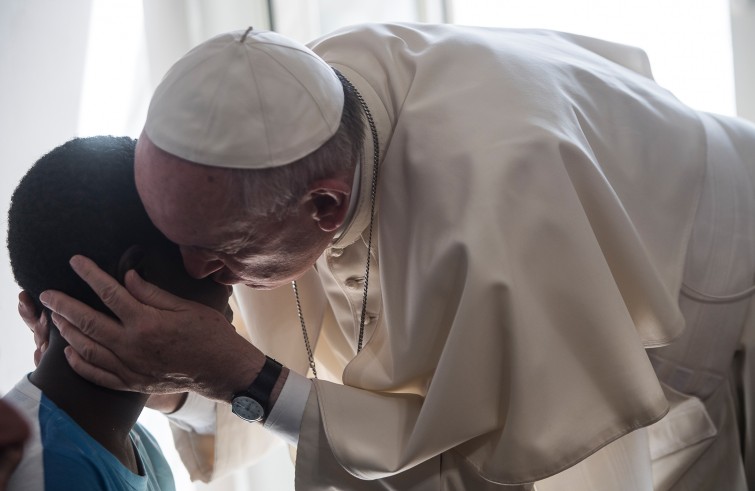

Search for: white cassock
xmin=167 ymin=24 xmax=755 ymax=490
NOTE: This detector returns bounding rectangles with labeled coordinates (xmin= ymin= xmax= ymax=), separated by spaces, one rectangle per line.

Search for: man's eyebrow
xmin=197 ymin=236 xmax=252 ymax=255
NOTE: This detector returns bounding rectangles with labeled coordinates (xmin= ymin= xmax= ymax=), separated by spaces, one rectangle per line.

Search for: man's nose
xmin=180 ymin=246 xmax=225 ymax=279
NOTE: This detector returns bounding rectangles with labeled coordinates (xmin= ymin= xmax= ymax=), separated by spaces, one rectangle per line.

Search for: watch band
xmin=241 ymin=356 xmax=283 ymax=417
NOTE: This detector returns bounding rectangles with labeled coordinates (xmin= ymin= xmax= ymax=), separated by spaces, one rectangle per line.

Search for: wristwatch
xmin=231 ymin=356 xmax=283 ymax=422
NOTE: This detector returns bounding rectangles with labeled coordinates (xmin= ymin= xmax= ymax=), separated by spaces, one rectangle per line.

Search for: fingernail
xmin=41 ymin=342 xmax=48 ymax=353
xmin=39 ymin=292 xmax=50 ymax=307
xmin=50 ymin=312 xmax=61 ymax=326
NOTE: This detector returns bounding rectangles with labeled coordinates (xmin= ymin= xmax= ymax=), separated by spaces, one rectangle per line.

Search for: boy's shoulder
xmin=3 ymin=376 xmax=174 ymax=491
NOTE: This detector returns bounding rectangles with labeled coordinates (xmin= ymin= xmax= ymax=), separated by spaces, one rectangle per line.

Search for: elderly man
xmin=34 ymin=24 xmax=755 ymax=489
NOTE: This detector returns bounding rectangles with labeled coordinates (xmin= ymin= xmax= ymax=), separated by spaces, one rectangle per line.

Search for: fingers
xmin=32 ymin=314 xmax=49 ymax=346
xmin=51 ymin=313 xmax=131 ymax=386
xmin=33 ymin=346 xmax=44 ymax=368
xmin=17 ymin=290 xmax=39 ymax=327
xmin=67 ymin=255 xmax=142 ymax=322
xmin=124 ymin=269 xmax=185 ymax=311
xmin=32 ymin=314 xmax=49 ymax=363
xmin=39 ymin=289 xmax=123 ymax=347
xmin=64 ymin=346 xmax=132 ymax=391
xmin=32 ymin=316 xmax=49 ymax=367
xmin=19 ymin=290 xmax=49 ymax=366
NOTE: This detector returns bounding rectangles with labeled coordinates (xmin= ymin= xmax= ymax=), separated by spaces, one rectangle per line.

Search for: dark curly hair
xmin=7 ymin=136 xmax=171 ymax=317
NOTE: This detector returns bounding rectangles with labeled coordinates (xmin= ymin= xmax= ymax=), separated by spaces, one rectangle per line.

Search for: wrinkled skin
xmin=18 ymin=291 xmax=188 ymax=414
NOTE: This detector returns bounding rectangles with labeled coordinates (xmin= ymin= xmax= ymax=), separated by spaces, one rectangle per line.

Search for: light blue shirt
xmin=4 ymin=376 xmax=175 ymax=491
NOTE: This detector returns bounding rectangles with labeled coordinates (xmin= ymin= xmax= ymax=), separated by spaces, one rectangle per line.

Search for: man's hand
xmin=23 ymin=289 xmax=192 ymax=414
xmin=18 ymin=291 xmax=49 ymax=366
xmin=146 ymin=393 xmax=189 ymax=414
xmin=39 ymin=255 xmax=265 ymax=403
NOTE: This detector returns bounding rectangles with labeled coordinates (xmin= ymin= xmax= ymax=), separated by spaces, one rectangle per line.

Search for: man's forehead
xmin=135 ymin=136 xmax=240 ymax=245
xmin=136 ymin=135 xmax=221 ymax=180
xmin=139 ymin=136 xmax=233 ymax=192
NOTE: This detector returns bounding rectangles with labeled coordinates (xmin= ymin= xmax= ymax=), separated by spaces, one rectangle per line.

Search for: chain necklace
xmin=292 ymin=71 xmax=380 ymax=379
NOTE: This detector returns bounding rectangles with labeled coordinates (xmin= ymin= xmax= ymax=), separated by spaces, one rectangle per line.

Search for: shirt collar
xmin=330 ymin=66 xmax=393 ymax=248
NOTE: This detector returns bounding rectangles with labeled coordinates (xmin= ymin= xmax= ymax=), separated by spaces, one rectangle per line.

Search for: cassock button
xmin=329 ymin=247 xmax=344 ymax=258
xmin=345 ymin=276 xmax=364 ymax=290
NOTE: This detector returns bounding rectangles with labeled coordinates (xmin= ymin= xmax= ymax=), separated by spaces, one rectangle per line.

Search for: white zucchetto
xmin=144 ymin=28 xmax=344 ymax=169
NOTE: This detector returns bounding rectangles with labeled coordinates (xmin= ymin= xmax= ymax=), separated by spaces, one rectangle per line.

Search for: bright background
xmin=1 ymin=1 xmax=753 ymax=489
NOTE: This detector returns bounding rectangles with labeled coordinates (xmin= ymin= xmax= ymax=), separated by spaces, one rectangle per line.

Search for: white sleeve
xmin=263 ymin=370 xmax=313 ymax=446
xmin=166 ymin=392 xmax=217 ymax=435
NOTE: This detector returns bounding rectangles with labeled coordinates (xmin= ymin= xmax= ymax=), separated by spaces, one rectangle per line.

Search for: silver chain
xmin=292 ymin=70 xmax=380 ymax=379
xmin=292 ymin=280 xmax=317 ymax=378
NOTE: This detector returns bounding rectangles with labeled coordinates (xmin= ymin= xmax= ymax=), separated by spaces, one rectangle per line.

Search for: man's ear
xmin=305 ymin=178 xmax=353 ymax=233
xmin=116 ymin=245 xmax=147 ymax=284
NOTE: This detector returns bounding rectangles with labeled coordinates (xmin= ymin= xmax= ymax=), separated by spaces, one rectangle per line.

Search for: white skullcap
xmin=143 ymin=28 xmax=344 ymax=169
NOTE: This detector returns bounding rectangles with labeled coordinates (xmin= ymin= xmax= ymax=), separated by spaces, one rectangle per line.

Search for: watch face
xmin=232 ymin=395 xmax=264 ymax=422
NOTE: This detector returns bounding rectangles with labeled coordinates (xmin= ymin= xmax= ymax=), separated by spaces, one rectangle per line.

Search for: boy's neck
xmin=29 ymin=334 xmax=148 ymax=474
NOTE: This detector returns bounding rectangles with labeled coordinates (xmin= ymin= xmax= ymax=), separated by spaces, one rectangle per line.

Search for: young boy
xmin=3 ymin=136 xmax=233 ymax=490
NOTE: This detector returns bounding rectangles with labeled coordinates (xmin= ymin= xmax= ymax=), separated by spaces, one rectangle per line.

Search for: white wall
xmin=0 ymin=0 xmax=94 ymax=393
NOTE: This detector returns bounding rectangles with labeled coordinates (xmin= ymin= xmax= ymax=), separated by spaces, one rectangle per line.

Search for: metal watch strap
xmin=243 ymin=356 xmax=283 ymax=416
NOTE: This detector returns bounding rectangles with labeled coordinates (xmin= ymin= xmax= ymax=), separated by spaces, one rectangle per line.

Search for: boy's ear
xmin=116 ymin=245 xmax=147 ymax=284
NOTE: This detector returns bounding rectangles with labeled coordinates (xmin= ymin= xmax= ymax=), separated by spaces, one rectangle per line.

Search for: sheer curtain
xmin=0 ymin=1 xmax=745 ymax=490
